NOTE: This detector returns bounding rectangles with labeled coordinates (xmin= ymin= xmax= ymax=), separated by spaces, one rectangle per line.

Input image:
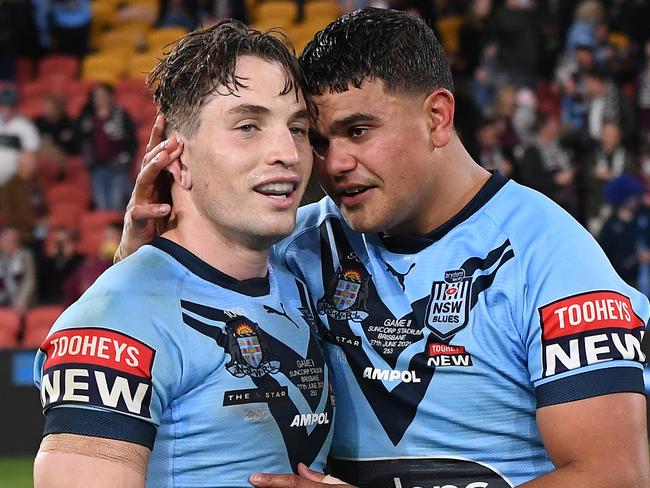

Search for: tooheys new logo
xmin=539 ymin=291 xmax=646 ymax=377
xmin=39 ymin=328 xmax=155 ymax=419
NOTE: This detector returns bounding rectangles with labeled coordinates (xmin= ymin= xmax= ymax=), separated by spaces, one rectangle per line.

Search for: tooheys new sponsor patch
xmin=39 ymin=328 xmax=155 ymax=419
xmin=539 ymin=291 xmax=646 ymax=377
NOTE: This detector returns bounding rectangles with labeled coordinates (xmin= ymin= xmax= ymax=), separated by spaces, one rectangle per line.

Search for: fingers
xmin=145 ymin=114 xmax=166 ymax=153
xmin=297 ymin=465 xmax=348 ymax=486
xmin=140 ymin=137 xmax=182 ymax=172
xmin=297 ymin=464 xmax=327 ymax=482
xmin=134 ymin=139 xmax=183 ymax=201
xmin=250 ymin=473 xmax=313 ymax=487
xmin=129 ymin=203 xmax=171 ymax=226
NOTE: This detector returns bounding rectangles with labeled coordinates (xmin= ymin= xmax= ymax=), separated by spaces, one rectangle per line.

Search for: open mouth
xmin=254 ymin=181 xmax=297 ymax=199
xmin=341 ymin=186 xmax=371 ymax=197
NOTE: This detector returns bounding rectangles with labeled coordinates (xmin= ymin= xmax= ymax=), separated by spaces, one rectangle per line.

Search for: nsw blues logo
xmin=226 ymin=320 xmax=280 ymax=378
xmin=318 ymin=268 xmax=369 ymax=322
xmin=425 ymin=269 xmax=472 ymax=339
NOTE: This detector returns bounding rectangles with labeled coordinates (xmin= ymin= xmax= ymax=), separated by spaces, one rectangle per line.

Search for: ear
xmin=167 ymin=137 xmax=192 ymax=190
xmin=423 ymin=88 xmax=454 ymax=148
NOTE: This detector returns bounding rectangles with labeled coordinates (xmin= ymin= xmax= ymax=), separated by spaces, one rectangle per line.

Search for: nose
xmin=320 ymin=139 xmax=357 ymax=177
xmin=267 ymin=127 xmax=300 ymax=167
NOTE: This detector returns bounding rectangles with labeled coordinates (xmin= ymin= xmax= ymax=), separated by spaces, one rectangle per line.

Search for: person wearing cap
xmin=0 ymin=84 xmax=40 ymax=189
xmin=599 ymin=174 xmax=646 ymax=287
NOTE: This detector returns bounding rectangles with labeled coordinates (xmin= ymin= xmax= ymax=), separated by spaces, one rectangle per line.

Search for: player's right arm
xmin=34 ymin=433 xmax=149 ymax=488
xmin=115 ymin=115 xmax=182 ymax=262
xmin=33 ymin=283 xmax=184 ymax=487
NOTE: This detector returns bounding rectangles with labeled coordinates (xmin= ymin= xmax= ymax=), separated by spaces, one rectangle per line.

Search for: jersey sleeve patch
xmin=539 ymin=291 xmax=646 ymax=378
xmin=39 ymin=328 xmax=156 ymax=420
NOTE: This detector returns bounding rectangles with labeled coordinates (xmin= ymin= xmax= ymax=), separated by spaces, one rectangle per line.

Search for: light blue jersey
xmin=275 ymin=173 xmax=647 ymax=487
xmin=34 ymin=237 xmax=334 ymax=488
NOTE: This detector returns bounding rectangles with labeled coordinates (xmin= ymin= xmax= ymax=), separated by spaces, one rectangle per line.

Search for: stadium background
xmin=1 ymin=0 xmax=650 ymax=485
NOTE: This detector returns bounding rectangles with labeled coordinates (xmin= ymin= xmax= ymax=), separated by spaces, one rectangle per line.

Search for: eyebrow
xmin=292 ymin=109 xmax=311 ymax=121
xmin=226 ymin=105 xmax=310 ymax=121
xmin=227 ymin=104 xmax=270 ymax=116
xmin=331 ymin=113 xmax=378 ymax=133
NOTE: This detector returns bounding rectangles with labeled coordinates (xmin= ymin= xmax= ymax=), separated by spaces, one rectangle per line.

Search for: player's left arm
xmin=518 ymin=392 xmax=649 ymax=487
xmin=517 ymin=211 xmax=650 ymax=487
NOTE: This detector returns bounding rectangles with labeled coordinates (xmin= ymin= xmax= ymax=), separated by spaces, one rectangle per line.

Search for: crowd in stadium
xmin=0 ymin=0 xmax=649 ymax=349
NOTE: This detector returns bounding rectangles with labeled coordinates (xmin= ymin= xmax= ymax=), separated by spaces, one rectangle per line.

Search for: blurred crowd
xmin=1 ymin=0 xmax=650 ymax=344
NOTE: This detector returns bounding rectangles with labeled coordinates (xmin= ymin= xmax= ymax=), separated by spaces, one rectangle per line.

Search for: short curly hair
xmin=300 ymin=8 xmax=453 ymax=97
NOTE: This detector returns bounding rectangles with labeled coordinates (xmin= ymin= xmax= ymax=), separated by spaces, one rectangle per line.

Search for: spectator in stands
xmin=35 ymin=94 xmax=76 ymax=158
xmin=63 ymin=222 xmax=121 ymax=304
xmin=39 ymin=227 xmax=82 ymax=305
xmin=0 ymin=83 xmax=41 ymax=189
xmin=555 ymin=37 xmax=596 ymax=133
xmin=158 ymin=0 xmax=199 ymax=30
xmin=583 ymin=121 xmax=635 ymax=235
xmin=199 ymin=0 xmax=248 ymax=25
xmin=491 ymin=0 xmax=541 ymax=88
xmin=520 ymin=111 xmax=578 ymax=216
xmin=0 ymin=148 xmax=47 ymax=245
xmin=638 ymin=40 xmax=650 ymax=143
xmin=493 ymin=84 xmax=521 ymax=154
xmin=456 ymin=0 xmax=494 ymax=81
xmin=32 ymin=0 xmax=91 ymax=59
xmin=583 ymin=66 xmax=634 ymax=144
xmin=0 ymin=0 xmax=41 ymax=80
xmin=475 ymin=117 xmax=515 ymax=178
xmin=599 ymin=173 xmax=645 ymax=287
xmin=0 ymin=226 xmax=37 ymax=314
xmin=563 ymin=0 xmax=603 ymax=57
xmin=77 ymin=83 xmax=136 ymax=211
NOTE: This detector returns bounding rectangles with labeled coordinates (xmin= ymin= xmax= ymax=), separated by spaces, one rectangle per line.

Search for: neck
xmin=162 ymin=203 xmax=270 ymax=281
xmin=407 ymin=135 xmax=490 ymax=235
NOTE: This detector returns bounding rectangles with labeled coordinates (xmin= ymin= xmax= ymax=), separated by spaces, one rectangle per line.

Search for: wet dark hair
xmin=148 ymin=19 xmax=307 ymax=136
xmin=299 ymin=8 xmax=453 ymax=97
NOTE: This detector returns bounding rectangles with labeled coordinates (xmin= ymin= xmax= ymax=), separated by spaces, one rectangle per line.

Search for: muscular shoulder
xmin=53 ymin=245 xmax=187 ymax=339
xmin=484 ymin=181 xmax=604 ymax=270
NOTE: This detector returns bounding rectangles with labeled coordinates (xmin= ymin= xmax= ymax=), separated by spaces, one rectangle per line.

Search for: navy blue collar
xmin=379 ymin=172 xmax=508 ymax=254
xmin=152 ymin=237 xmax=270 ymax=297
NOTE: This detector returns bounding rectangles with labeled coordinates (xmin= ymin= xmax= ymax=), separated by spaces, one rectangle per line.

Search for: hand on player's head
xmin=115 ymin=114 xmax=183 ymax=262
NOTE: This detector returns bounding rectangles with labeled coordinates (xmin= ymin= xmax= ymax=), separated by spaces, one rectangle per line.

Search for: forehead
xmin=206 ymin=55 xmax=305 ymax=113
xmin=312 ymin=80 xmax=417 ymax=128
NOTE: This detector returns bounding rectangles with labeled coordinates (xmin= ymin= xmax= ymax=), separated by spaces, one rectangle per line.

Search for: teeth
xmin=344 ymin=187 xmax=366 ymax=195
xmin=256 ymin=182 xmax=295 ymax=195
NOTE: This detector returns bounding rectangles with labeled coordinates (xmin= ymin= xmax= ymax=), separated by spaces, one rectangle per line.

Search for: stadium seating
xmin=38 ymin=55 xmax=79 ymax=79
xmin=46 ymin=182 xmax=92 ymax=210
xmin=0 ymin=308 xmax=23 ymax=349
xmin=80 ymin=210 xmax=124 ymax=234
xmin=146 ymin=27 xmax=188 ymax=56
xmin=116 ymin=77 xmax=151 ymax=97
xmin=305 ymin=0 xmax=340 ymax=19
xmin=82 ymin=53 xmax=129 ymax=84
xmin=128 ymin=52 xmax=160 ymax=80
xmin=48 ymin=202 xmax=87 ymax=231
xmin=21 ymin=306 xmax=65 ymax=348
xmin=17 ymin=96 xmax=43 ymax=119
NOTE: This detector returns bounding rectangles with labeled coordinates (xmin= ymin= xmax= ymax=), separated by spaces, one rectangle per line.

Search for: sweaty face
xmin=311 ymin=80 xmax=438 ymax=235
xmin=184 ymin=56 xmax=312 ymax=249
